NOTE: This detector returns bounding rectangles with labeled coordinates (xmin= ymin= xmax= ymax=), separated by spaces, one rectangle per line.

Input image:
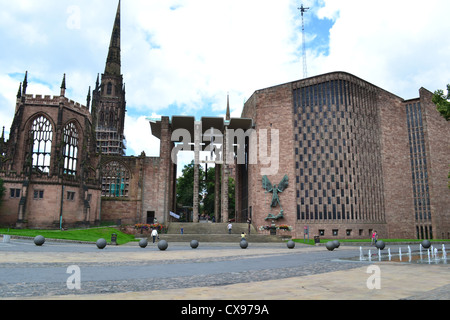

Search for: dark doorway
xmin=147 ymin=211 xmax=155 ymax=224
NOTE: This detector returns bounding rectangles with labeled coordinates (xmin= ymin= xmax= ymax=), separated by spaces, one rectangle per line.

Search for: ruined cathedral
xmin=1 ymin=2 xmax=449 ymax=240
xmin=0 ymin=2 xmax=176 ymax=229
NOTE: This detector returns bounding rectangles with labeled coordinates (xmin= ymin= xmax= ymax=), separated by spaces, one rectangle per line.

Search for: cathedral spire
xmin=60 ymin=73 xmax=66 ymax=96
xmin=95 ymin=73 xmax=100 ymax=91
xmin=105 ymin=0 xmax=121 ymax=76
xmin=93 ymin=0 xmax=126 ymax=156
xmin=86 ymin=86 xmax=91 ymax=109
xmin=22 ymin=71 xmax=28 ymax=96
xmin=0 ymin=126 xmax=4 ymax=156
xmin=226 ymin=92 xmax=231 ymax=121
xmin=17 ymin=83 xmax=22 ymax=99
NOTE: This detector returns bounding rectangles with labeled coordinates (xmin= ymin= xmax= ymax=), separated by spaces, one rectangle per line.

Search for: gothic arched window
xmin=63 ymin=122 xmax=79 ymax=175
xmin=101 ymin=161 xmax=130 ymax=197
xmin=29 ymin=116 xmax=53 ymax=173
xmin=107 ymin=82 xmax=113 ymax=95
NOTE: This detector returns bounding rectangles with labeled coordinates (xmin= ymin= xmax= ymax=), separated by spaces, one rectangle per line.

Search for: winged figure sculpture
xmin=262 ymin=175 xmax=289 ymax=220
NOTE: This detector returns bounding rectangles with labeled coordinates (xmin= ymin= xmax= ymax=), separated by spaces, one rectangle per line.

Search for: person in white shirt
xmin=151 ymin=228 xmax=158 ymax=243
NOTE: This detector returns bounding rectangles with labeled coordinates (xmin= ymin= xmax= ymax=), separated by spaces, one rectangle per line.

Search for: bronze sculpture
xmin=262 ymin=175 xmax=288 ymax=220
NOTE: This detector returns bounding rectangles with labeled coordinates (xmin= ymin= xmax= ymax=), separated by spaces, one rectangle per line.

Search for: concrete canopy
xmin=149 ymin=116 xmax=253 ymax=146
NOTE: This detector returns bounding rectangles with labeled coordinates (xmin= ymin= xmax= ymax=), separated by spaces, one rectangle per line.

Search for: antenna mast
xmin=299 ymin=4 xmax=310 ymax=78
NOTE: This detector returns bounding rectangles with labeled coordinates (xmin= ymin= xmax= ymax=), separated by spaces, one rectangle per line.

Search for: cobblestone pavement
xmin=0 ymin=238 xmax=448 ymax=300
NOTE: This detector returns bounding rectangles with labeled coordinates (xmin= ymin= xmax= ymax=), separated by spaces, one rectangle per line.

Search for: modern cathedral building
xmin=240 ymin=73 xmax=449 ymax=240
xmin=0 ymin=2 xmax=449 ymax=240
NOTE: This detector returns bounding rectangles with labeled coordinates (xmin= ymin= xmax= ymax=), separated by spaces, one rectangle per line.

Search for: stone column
xmin=193 ymin=121 xmax=202 ymax=223
xmin=221 ymin=129 xmax=229 ymax=223
xmin=234 ymin=158 xmax=241 ymax=223
xmin=158 ymin=117 xmax=172 ymax=224
xmin=214 ymin=163 xmax=221 ymax=222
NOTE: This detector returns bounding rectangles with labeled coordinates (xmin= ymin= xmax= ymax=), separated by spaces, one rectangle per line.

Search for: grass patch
xmin=0 ymin=227 xmax=136 ymax=245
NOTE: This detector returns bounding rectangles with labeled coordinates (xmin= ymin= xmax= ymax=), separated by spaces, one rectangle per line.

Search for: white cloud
xmin=0 ymin=73 xmax=57 ymax=137
xmin=0 ymin=0 xmax=302 ymax=118
xmin=120 ymin=0 xmax=302 ymax=114
xmin=312 ymin=0 xmax=450 ymax=99
xmin=0 ymin=75 xmax=20 ymax=137
xmin=1 ymin=0 xmax=449 ymax=160
xmin=124 ymin=114 xmax=160 ymax=157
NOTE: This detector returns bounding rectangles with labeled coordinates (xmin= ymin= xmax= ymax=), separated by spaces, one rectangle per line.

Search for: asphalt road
xmin=0 ymin=239 xmax=361 ymax=298
xmin=0 ymin=238 xmax=448 ymax=301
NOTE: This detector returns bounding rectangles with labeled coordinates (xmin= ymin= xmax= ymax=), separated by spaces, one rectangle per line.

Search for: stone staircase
xmin=156 ymin=222 xmax=290 ymax=243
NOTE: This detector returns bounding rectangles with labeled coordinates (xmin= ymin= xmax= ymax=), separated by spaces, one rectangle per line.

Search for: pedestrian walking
xmin=151 ymin=228 xmax=158 ymax=243
xmin=371 ymin=230 xmax=378 ymax=245
xmin=227 ymin=222 xmax=232 ymax=234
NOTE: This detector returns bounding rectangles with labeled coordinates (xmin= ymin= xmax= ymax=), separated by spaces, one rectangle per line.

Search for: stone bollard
xmin=96 ymin=238 xmax=107 ymax=249
xmin=158 ymin=240 xmax=168 ymax=251
xmin=34 ymin=235 xmax=45 ymax=246
xmin=190 ymin=240 xmax=199 ymax=249
xmin=375 ymin=240 xmax=385 ymax=250
xmin=139 ymin=238 xmax=148 ymax=248
xmin=332 ymin=240 xmax=340 ymax=249
xmin=326 ymin=241 xmax=335 ymax=251
xmin=287 ymin=240 xmax=295 ymax=249
xmin=422 ymin=240 xmax=431 ymax=249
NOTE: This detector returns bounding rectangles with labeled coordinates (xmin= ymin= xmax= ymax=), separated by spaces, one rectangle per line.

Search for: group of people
xmin=152 ymin=223 xmax=379 ymax=245
xmin=148 ymin=218 xmax=253 ymax=243
xmin=227 ymin=218 xmax=252 ymax=236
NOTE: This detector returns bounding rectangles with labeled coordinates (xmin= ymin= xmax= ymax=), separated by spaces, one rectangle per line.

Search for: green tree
xmin=202 ymin=166 xmax=217 ymax=217
xmin=432 ymin=84 xmax=450 ymax=121
xmin=176 ymin=160 xmax=205 ymax=208
xmin=182 ymin=165 xmax=236 ymax=220
xmin=203 ymin=167 xmax=235 ymax=218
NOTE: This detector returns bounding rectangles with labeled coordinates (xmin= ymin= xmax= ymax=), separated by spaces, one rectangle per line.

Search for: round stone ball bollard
xmin=139 ymin=238 xmax=148 ymax=248
xmin=375 ymin=240 xmax=386 ymax=250
xmin=422 ymin=240 xmax=431 ymax=249
xmin=190 ymin=240 xmax=199 ymax=249
xmin=34 ymin=235 xmax=45 ymax=246
xmin=240 ymin=239 xmax=248 ymax=249
xmin=287 ymin=240 xmax=295 ymax=249
xmin=96 ymin=238 xmax=107 ymax=249
xmin=332 ymin=240 xmax=340 ymax=249
xmin=158 ymin=240 xmax=168 ymax=251
xmin=326 ymin=241 xmax=335 ymax=251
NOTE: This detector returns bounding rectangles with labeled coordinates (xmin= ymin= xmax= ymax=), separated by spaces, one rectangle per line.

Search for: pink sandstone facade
xmin=241 ymin=72 xmax=449 ymax=240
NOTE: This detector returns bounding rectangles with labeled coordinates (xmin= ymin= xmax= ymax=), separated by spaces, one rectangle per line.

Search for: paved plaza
xmin=0 ymin=237 xmax=449 ymax=301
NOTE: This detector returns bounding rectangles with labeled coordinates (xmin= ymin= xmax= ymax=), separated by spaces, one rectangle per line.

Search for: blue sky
xmin=1 ymin=0 xmax=449 ymax=163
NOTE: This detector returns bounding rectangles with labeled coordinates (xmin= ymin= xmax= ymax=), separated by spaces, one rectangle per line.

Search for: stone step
xmin=156 ymin=234 xmax=289 ymax=243
xmin=166 ymin=222 xmax=256 ymax=235
xmin=145 ymin=222 xmax=291 ymax=243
